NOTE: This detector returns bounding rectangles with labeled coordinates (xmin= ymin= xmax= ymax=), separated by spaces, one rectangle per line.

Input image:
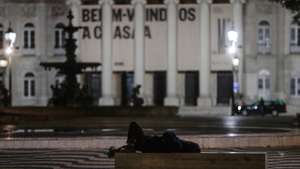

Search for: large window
xmin=24 ymin=23 xmax=35 ymax=49
xmin=217 ymin=18 xmax=231 ymax=53
xmin=290 ymin=77 xmax=300 ymax=97
xmin=290 ymin=22 xmax=300 ymax=53
xmin=258 ymin=76 xmax=270 ymax=90
xmin=54 ymin=23 xmax=65 ymax=49
xmin=54 ymin=23 xmax=65 ymax=55
xmin=257 ymin=20 xmax=271 ymax=54
xmin=258 ymin=70 xmax=271 ymax=100
xmin=24 ymin=72 xmax=35 ymax=98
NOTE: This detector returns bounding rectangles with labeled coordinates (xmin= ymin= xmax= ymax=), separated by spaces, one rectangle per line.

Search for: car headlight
xmin=237 ymin=106 xmax=242 ymax=111
xmin=254 ymin=105 xmax=258 ymax=109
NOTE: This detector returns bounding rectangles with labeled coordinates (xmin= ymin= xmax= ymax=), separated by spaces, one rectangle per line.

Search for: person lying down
xmin=107 ymin=122 xmax=201 ymax=158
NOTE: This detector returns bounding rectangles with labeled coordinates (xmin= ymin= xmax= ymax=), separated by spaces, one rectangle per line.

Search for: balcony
xmin=257 ymin=43 xmax=271 ymax=55
xmin=290 ymin=44 xmax=300 ymax=53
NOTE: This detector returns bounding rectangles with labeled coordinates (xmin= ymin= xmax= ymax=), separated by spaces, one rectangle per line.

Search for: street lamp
xmin=0 ymin=59 xmax=8 ymax=68
xmin=4 ymin=23 xmax=16 ymax=106
xmin=5 ymin=23 xmax=16 ymax=47
xmin=0 ymin=58 xmax=8 ymax=84
xmin=227 ymin=30 xmax=238 ymax=54
xmin=227 ymin=30 xmax=239 ymax=115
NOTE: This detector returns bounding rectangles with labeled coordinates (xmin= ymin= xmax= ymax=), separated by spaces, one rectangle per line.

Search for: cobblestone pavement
xmin=0 ymin=149 xmax=113 ymax=169
xmin=0 ymin=148 xmax=299 ymax=169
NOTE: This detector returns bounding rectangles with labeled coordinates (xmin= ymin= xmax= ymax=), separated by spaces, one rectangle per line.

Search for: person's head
xmin=127 ymin=122 xmax=144 ymax=146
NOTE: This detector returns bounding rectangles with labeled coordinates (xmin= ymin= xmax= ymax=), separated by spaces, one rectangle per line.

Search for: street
xmin=1 ymin=115 xmax=297 ymax=137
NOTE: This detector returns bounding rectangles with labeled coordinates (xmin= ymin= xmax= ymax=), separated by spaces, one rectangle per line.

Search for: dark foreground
xmin=0 ymin=147 xmax=299 ymax=169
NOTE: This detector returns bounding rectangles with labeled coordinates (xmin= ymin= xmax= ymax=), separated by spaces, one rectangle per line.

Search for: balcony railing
xmin=257 ymin=44 xmax=271 ymax=54
xmin=290 ymin=44 xmax=300 ymax=53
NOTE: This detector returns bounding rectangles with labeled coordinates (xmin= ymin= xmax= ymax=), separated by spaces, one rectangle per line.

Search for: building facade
xmin=0 ymin=0 xmax=298 ymax=108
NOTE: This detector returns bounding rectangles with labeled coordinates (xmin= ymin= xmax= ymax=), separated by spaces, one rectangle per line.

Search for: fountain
xmin=40 ymin=10 xmax=100 ymax=106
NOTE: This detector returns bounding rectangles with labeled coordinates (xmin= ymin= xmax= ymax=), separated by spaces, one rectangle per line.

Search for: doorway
xmin=185 ymin=71 xmax=199 ymax=106
xmin=121 ymin=72 xmax=134 ymax=106
xmin=84 ymin=72 xmax=101 ymax=105
xmin=153 ymin=72 xmax=166 ymax=106
xmin=217 ymin=72 xmax=233 ymax=105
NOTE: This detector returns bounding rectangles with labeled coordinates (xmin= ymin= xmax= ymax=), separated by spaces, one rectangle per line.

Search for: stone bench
xmin=115 ymin=153 xmax=266 ymax=169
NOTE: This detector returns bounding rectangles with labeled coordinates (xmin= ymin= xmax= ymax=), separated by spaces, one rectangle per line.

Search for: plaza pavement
xmin=0 ymin=105 xmax=299 ymax=168
xmin=0 ymin=147 xmax=299 ymax=169
xmin=0 ymin=105 xmax=299 ymax=149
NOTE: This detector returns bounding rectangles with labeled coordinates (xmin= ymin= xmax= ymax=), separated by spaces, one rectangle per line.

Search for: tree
xmin=269 ymin=0 xmax=300 ymax=22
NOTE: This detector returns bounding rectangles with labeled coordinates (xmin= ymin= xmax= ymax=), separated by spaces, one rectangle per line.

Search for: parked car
xmin=233 ymin=100 xmax=286 ymax=116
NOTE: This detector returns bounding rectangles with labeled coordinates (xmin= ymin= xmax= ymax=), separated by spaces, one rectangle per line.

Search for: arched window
xmin=24 ymin=72 xmax=35 ymax=97
xmin=0 ymin=24 xmax=3 ymax=49
xmin=258 ymin=70 xmax=271 ymax=100
xmin=54 ymin=23 xmax=65 ymax=49
xmin=24 ymin=23 xmax=35 ymax=49
xmin=257 ymin=20 xmax=271 ymax=54
xmin=290 ymin=22 xmax=300 ymax=53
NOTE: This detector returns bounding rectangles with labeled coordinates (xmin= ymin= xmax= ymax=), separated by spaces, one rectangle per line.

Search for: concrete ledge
xmin=0 ymin=132 xmax=299 ymax=149
xmin=115 ymin=153 xmax=266 ymax=169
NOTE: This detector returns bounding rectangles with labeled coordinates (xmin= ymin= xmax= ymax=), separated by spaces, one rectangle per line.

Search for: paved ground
xmin=0 ymin=109 xmax=299 ymax=168
xmin=0 ymin=147 xmax=300 ymax=169
xmin=0 ymin=149 xmax=113 ymax=169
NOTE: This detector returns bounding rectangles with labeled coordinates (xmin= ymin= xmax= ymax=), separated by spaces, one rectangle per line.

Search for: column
xmin=133 ymin=0 xmax=146 ymax=100
xmin=276 ymin=8 xmax=287 ymax=99
xmin=231 ymin=0 xmax=245 ymax=93
xmin=144 ymin=73 xmax=154 ymax=105
xmin=164 ymin=0 xmax=179 ymax=106
xmin=99 ymin=0 xmax=114 ymax=105
xmin=38 ymin=2 xmax=48 ymax=106
xmin=197 ymin=0 xmax=212 ymax=107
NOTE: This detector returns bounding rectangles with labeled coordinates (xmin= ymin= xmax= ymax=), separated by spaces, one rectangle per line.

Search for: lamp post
xmin=227 ymin=30 xmax=239 ymax=115
xmin=232 ymin=56 xmax=240 ymax=93
xmin=4 ymin=23 xmax=16 ymax=106
xmin=0 ymin=58 xmax=8 ymax=84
